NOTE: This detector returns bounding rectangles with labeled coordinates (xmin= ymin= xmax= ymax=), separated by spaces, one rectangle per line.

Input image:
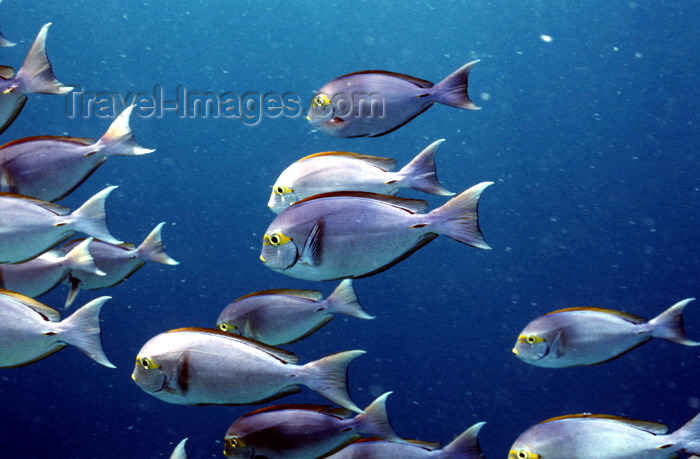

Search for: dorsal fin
xmin=0 ymin=136 xmax=94 ymax=150
xmin=294 ymin=191 xmax=428 ymax=214
xmin=297 ymin=151 xmax=397 ymax=171
xmin=0 ymin=288 xmax=60 ymax=321
xmin=337 ymin=70 xmax=434 ymax=89
xmin=0 ymin=192 xmax=70 ymax=215
xmin=165 ymin=327 xmax=299 ymax=364
xmin=241 ymin=404 xmax=351 ymax=419
xmin=236 ymin=289 xmax=323 ymax=302
xmin=540 ymin=413 xmax=668 ymax=434
xmin=545 ymin=307 xmax=647 ymax=324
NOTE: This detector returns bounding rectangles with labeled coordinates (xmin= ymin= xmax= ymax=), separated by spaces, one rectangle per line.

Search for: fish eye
xmin=269 ymin=234 xmax=281 ymax=245
xmin=228 ymin=437 xmax=245 ymax=447
xmin=527 ymin=335 xmax=537 ymax=344
xmin=138 ymin=357 xmax=159 ymax=370
xmin=274 ymin=185 xmax=293 ymax=196
xmin=219 ymin=323 xmax=235 ymax=332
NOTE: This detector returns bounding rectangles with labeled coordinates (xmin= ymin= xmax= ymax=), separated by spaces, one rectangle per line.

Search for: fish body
xmin=0 ymin=238 xmax=102 ymax=297
xmin=328 ymin=422 xmax=485 ymax=459
xmin=223 ymin=393 xmax=404 ymax=459
xmin=0 ymin=290 xmax=113 ymax=368
xmin=131 ymin=327 xmax=364 ymax=412
xmin=0 ymin=105 xmax=153 ymax=202
xmin=512 ymin=298 xmax=699 ymax=367
xmin=260 ymin=182 xmax=492 ymax=281
xmin=0 ymin=186 xmax=121 ymax=263
xmin=61 ymin=222 xmax=178 ymax=307
xmin=267 ymin=139 xmax=453 ymax=213
xmin=217 ymin=279 xmax=374 ymax=345
xmin=307 ymin=61 xmax=479 ymax=138
xmin=0 ymin=23 xmax=72 ymax=135
xmin=509 ymin=412 xmax=700 ymax=459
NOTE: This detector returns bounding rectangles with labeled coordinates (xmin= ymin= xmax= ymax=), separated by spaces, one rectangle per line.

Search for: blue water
xmin=1 ymin=1 xmax=698 ymax=458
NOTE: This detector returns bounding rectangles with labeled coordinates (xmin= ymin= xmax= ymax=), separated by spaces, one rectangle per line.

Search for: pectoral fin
xmin=169 ymin=351 xmax=191 ymax=395
xmin=301 ymin=220 xmax=324 ymax=266
xmin=550 ymin=332 xmax=563 ymax=358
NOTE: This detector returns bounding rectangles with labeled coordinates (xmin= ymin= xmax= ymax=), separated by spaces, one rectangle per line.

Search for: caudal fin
xmin=136 ymin=222 xmax=179 ymax=265
xmin=431 ymin=60 xmax=480 ymax=110
xmin=0 ymin=30 xmax=16 ymax=48
xmin=428 ymin=181 xmax=492 ymax=249
xmin=67 ymin=186 xmax=122 ymax=245
xmin=62 ymin=238 xmax=105 ymax=277
xmin=442 ymin=422 xmax=486 ymax=458
xmin=672 ymin=412 xmax=700 ymax=455
xmin=324 ymin=279 xmax=375 ymax=320
xmin=648 ymin=298 xmax=700 ymax=346
xmin=303 ymin=350 xmax=365 ymax=413
xmin=16 ymin=23 xmax=72 ymax=95
xmin=354 ymin=392 xmax=405 ymax=443
xmin=96 ymin=105 xmax=155 ymax=156
xmin=57 ymin=296 xmax=115 ymax=368
xmin=388 ymin=139 xmax=455 ymax=197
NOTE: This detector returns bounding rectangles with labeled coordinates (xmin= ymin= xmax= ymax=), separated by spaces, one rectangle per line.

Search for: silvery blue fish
xmin=131 ymin=327 xmax=364 ymax=412
xmin=509 ymin=412 xmax=700 ymax=459
xmin=267 ymin=139 xmax=454 ymax=214
xmin=60 ymin=222 xmax=178 ymax=307
xmin=0 ymin=238 xmax=103 ymax=298
xmin=327 ymin=422 xmax=485 ymax=459
xmin=223 ymin=392 xmax=405 ymax=459
xmin=260 ymin=182 xmax=492 ymax=281
xmin=306 ymin=61 xmax=480 ymax=137
xmin=217 ymin=279 xmax=374 ymax=346
xmin=0 ymin=23 xmax=72 ymax=135
xmin=169 ymin=438 xmax=188 ymax=459
xmin=0 ymin=290 xmax=114 ymax=368
xmin=0 ymin=186 xmax=121 ymax=263
xmin=0 ymin=105 xmax=153 ymax=202
xmin=512 ymin=298 xmax=699 ymax=367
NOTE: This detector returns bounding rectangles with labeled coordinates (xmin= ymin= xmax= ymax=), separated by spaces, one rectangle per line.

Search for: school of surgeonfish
xmin=1 ymin=14 xmax=697 ymax=459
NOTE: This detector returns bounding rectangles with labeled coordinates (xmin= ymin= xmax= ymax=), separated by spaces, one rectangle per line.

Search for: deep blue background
xmin=1 ymin=1 xmax=698 ymax=458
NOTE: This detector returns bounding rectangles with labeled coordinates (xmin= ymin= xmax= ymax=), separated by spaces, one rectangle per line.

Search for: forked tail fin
xmin=302 ymin=350 xmax=365 ymax=414
xmin=16 ymin=23 xmax=73 ymax=95
xmin=431 ymin=60 xmax=480 ymax=110
xmin=428 ymin=181 xmax=493 ymax=249
xmin=58 ymin=296 xmax=115 ymax=368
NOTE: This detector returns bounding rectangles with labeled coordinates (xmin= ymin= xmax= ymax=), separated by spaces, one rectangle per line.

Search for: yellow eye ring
xmin=137 ymin=356 xmax=160 ymax=370
xmin=219 ymin=323 xmax=236 ymax=332
xmin=274 ymin=185 xmax=293 ymax=196
xmin=264 ymin=231 xmax=291 ymax=247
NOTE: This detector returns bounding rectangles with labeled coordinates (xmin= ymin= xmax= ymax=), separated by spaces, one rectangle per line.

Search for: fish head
xmin=307 ymin=92 xmax=334 ymax=124
xmin=223 ymin=436 xmax=255 ymax=458
xmin=260 ymin=229 xmax=298 ymax=271
xmin=131 ymin=354 xmax=167 ymax=393
xmin=268 ymin=184 xmax=298 ymax=214
xmin=508 ymin=447 xmax=542 ymax=459
xmin=512 ymin=332 xmax=550 ymax=362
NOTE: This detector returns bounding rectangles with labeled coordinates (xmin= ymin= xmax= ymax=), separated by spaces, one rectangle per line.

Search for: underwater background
xmin=1 ymin=0 xmax=698 ymax=457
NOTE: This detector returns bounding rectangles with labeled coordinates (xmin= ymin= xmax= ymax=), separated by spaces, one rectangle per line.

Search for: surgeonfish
xmin=131 ymin=327 xmax=364 ymax=412
xmin=0 ymin=186 xmax=121 ymax=264
xmin=169 ymin=438 xmax=188 ymax=459
xmin=217 ymin=279 xmax=374 ymax=346
xmin=0 ymin=105 xmax=154 ymax=202
xmin=512 ymin=298 xmax=699 ymax=367
xmin=223 ymin=392 xmax=406 ymax=459
xmin=0 ymin=237 xmax=103 ymax=298
xmin=327 ymin=422 xmax=486 ymax=459
xmin=307 ymin=61 xmax=480 ymax=137
xmin=0 ymin=290 xmax=114 ymax=368
xmin=267 ymin=139 xmax=454 ymax=214
xmin=508 ymin=412 xmax=700 ymax=459
xmin=0 ymin=23 xmax=72 ymax=135
xmin=61 ymin=222 xmax=179 ymax=308
xmin=260 ymin=182 xmax=492 ymax=281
